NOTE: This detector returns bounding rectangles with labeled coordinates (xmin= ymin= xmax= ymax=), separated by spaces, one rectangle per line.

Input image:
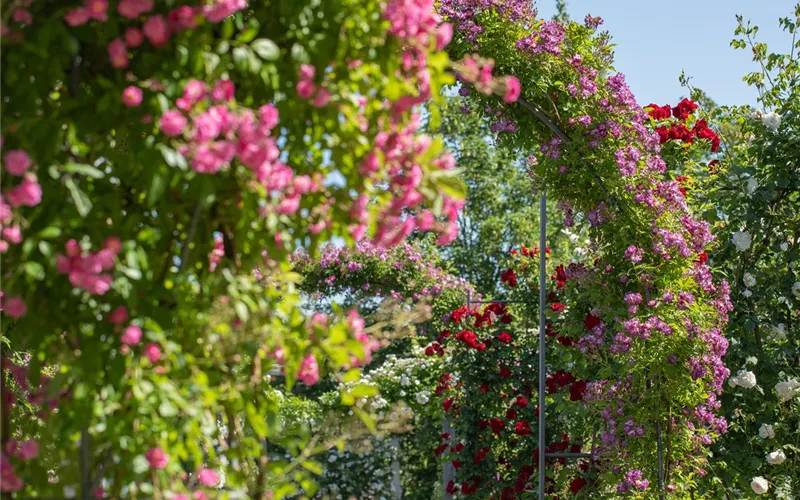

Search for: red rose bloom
xmin=446 ymin=481 xmax=459 ymax=495
xmin=569 ymin=477 xmax=587 ymax=494
xmin=452 ymin=459 xmax=462 ymax=469
xmin=501 ymin=268 xmax=518 ymax=287
xmin=479 ymin=383 xmax=490 ymax=393
xmin=708 ymin=159 xmax=720 ymax=174
xmin=514 ymin=395 xmax=528 ymax=408
xmin=645 ymin=103 xmax=672 ymax=120
xmin=473 ymin=447 xmax=488 ymax=464
xmin=499 ymin=366 xmax=512 ymax=379
xmin=497 ymin=331 xmax=512 ymax=344
xmin=490 ymin=418 xmax=505 ymax=434
xmin=506 ymin=408 xmax=519 ymax=420
xmin=672 ymin=98 xmax=698 ymax=120
xmin=550 ymin=302 xmax=565 ymax=312
xmin=435 ymin=443 xmax=448 ymax=456
xmin=569 ymin=380 xmax=587 ymax=401
xmin=515 ymin=420 xmax=532 ymax=436
xmin=584 ymin=313 xmax=601 ymax=331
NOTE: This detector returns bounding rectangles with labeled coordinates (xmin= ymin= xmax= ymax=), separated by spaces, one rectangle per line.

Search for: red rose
xmin=501 ymin=268 xmax=518 ymax=287
xmin=655 ymin=126 xmax=670 ymax=144
xmin=435 ymin=443 xmax=448 ymax=456
xmin=452 ymin=442 xmax=464 ymax=453
xmin=506 ymin=408 xmax=519 ymax=420
xmin=479 ymin=383 xmax=490 ymax=393
xmin=695 ymin=251 xmax=709 ymax=265
xmin=514 ymin=395 xmax=528 ymax=408
xmin=584 ymin=313 xmax=601 ymax=331
xmin=569 ymin=477 xmax=587 ymax=494
xmin=550 ymin=302 xmax=565 ymax=312
xmin=497 ymin=332 xmax=512 ymax=344
xmin=452 ymin=459 xmax=462 ymax=469
xmin=672 ymin=98 xmax=698 ymax=120
xmin=461 ymin=477 xmax=482 ymax=495
xmin=473 ymin=447 xmax=488 ymax=464
xmin=490 ymin=418 xmax=505 ymax=434
xmin=569 ymin=380 xmax=587 ymax=401
xmin=499 ymin=366 xmax=512 ymax=379
xmin=708 ymin=159 xmax=720 ymax=174
xmin=446 ymin=481 xmax=460 ymax=495
xmin=645 ymin=103 xmax=672 ymax=120
xmin=515 ymin=420 xmax=532 ymax=436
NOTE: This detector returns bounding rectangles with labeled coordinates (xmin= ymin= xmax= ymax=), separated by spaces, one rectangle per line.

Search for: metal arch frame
xmin=443 ymin=98 xmax=665 ymax=500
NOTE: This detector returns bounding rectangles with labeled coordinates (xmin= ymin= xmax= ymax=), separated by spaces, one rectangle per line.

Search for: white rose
xmin=735 ymin=370 xmax=757 ymax=389
xmin=743 ymin=273 xmax=756 ymax=287
xmin=415 ymin=390 xmax=430 ymax=404
xmin=728 ymin=375 xmax=740 ymax=388
xmin=732 ymin=231 xmax=752 ymax=252
xmin=751 ymin=476 xmax=769 ymax=495
xmin=761 ymin=111 xmax=781 ymax=131
xmin=743 ymin=289 xmax=753 ymax=298
xmin=400 ymin=375 xmax=410 ymax=387
xmin=746 ymin=177 xmax=758 ymax=195
xmin=759 ymin=423 xmax=775 ymax=439
xmin=780 ymin=242 xmax=789 ymax=251
xmin=745 ymin=356 xmax=758 ymax=366
xmin=771 ymin=323 xmax=787 ymax=341
xmin=775 ymin=379 xmax=800 ymax=401
xmin=766 ymin=449 xmax=786 ymax=465
xmin=792 ymin=282 xmax=800 ymax=297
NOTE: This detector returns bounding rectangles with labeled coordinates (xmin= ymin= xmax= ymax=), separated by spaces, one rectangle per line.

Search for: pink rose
xmin=144 ymin=343 xmax=161 ymax=363
xmin=297 ymin=354 xmax=319 ymax=385
xmin=296 ymin=80 xmax=315 ymax=99
xmin=124 ymin=27 xmax=144 ymax=47
xmin=2 ymin=225 xmax=22 ymax=244
xmin=503 ymin=76 xmax=521 ymax=103
xmin=436 ymin=22 xmax=453 ymax=50
xmin=86 ymin=0 xmax=108 ymax=21
xmin=12 ymin=9 xmax=33 ymax=26
xmin=168 ymin=6 xmax=199 ymax=31
xmin=4 ymin=150 xmax=32 ymax=176
xmin=109 ymin=306 xmax=128 ymax=325
xmin=18 ymin=440 xmax=38 ymax=460
xmin=143 ymin=15 xmax=169 ymax=47
xmin=159 ymin=110 xmax=187 ymax=137
xmin=118 ymin=0 xmax=153 ymax=19
xmin=121 ymin=86 xmax=143 ymax=107
xmin=146 ymin=447 xmax=168 ymax=469
xmin=197 ymin=468 xmax=219 ymax=487
xmin=121 ymin=325 xmax=142 ymax=346
xmin=211 ymin=79 xmax=235 ymax=102
xmin=64 ymin=8 xmax=90 ymax=26
xmin=298 ymin=64 xmax=315 ymax=81
xmin=312 ymin=88 xmax=330 ymax=108
xmin=6 ymin=175 xmax=42 ymax=207
xmin=107 ymin=38 xmax=128 ymax=69
xmin=3 ymin=296 xmax=27 ymax=319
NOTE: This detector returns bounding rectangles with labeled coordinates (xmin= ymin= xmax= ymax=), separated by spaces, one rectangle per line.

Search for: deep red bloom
xmin=473 ymin=447 xmax=489 ymax=464
xmin=672 ymin=98 xmax=698 ymax=120
xmin=501 ymin=268 xmax=518 ymax=287
xmin=552 ymin=264 xmax=568 ymax=288
xmin=696 ymin=251 xmax=709 ymax=264
xmin=490 ymin=418 xmax=505 ymax=434
xmin=499 ymin=366 xmax=512 ymax=379
xmin=549 ymin=302 xmax=565 ymax=313
xmin=645 ymin=103 xmax=672 ymax=120
xmin=452 ymin=459 xmax=462 ymax=469
xmin=708 ymin=159 xmax=720 ymax=174
xmin=443 ymin=398 xmax=455 ymax=413
xmin=569 ymin=477 xmax=587 ymax=494
xmin=515 ymin=420 xmax=532 ymax=436
xmin=497 ymin=331 xmax=512 ymax=344
xmin=557 ymin=335 xmax=575 ymax=348
xmin=506 ymin=408 xmax=518 ymax=420
xmin=501 ymin=486 xmax=516 ymax=500
xmin=479 ymin=383 xmax=490 ymax=393
xmin=435 ymin=443 xmax=448 ymax=456
xmin=583 ymin=313 xmax=601 ymax=331
xmin=460 ymin=477 xmax=482 ymax=495
xmin=514 ymin=395 xmax=528 ymax=408
xmin=569 ymin=380 xmax=587 ymax=401
xmin=446 ymin=481 xmax=459 ymax=495
xmin=693 ymin=119 xmax=720 ymax=151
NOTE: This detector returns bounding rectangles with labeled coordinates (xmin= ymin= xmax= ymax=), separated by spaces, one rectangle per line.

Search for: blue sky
xmin=537 ymin=0 xmax=797 ymax=107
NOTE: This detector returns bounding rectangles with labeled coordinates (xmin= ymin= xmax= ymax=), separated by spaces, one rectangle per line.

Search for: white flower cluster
xmin=761 ymin=111 xmax=782 ymax=131
xmin=728 ymin=369 xmax=757 ymax=389
xmin=759 ymin=423 xmax=775 ymax=439
xmin=319 ymin=437 xmax=396 ymax=500
xmin=732 ymin=231 xmax=752 ymax=252
xmin=775 ymin=378 xmax=800 ymax=402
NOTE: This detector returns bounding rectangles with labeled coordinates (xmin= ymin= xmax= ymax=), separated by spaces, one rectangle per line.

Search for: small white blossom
xmin=745 ymin=356 xmax=758 ymax=366
xmin=792 ymin=282 xmax=800 ymax=297
xmin=761 ymin=111 xmax=781 ymax=131
xmin=759 ymin=423 xmax=775 ymax=439
xmin=729 ymin=370 xmax=757 ymax=389
xmin=732 ymin=231 xmax=752 ymax=252
xmin=775 ymin=378 xmax=800 ymax=401
xmin=743 ymin=289 xmax=753 ymax=298
xmin=766 ymin=449 xmax=786 ymax=465
xmin=399 ymin=375 xmax=410 ymax=387
xmin=751 ymin=476 xmax=769 ymax=495
xmin=770 ymin=323 xmax=787 ymax=341
xmin=415 ymin=390 xmax=430 ymax=404
xmin=743 ymin=273 xmax=756 ymax=287
xmin=780 ymin=242 xmax=789 ymax=251
xmin=746 ymin=177 xmax=758 ymax=195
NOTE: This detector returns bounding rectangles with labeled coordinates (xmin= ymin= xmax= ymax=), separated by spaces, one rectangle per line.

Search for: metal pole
xmin=80 ymin=427 xmax=91 ymax=500
xmin=390 ymin=436 xmax=402 ymax=500
xmin=537 ymin=191 xmax=547 ymax=500
xmin=657 ymin=421 xmax=665 ymax=499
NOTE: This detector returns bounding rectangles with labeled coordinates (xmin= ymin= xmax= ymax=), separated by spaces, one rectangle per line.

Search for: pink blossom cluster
xmin=1 ymin=0 xmax=35 ymax=42
xmin=208 ymin=233 xmax=225 ymax=272
xmin=1 ymin=147 xmax=43 ymax=254
xmin=384 ymin=0 xmax=453 ymax=50
xmin=56 ymin=237 xmax=121 ymax=295
xmin=295 ymin=64 xmax=330 ymax=107
xmin=64 ymin=0 xmax=248 ymax=69
xmin=455 ymin=55 xmax=521 ymax=104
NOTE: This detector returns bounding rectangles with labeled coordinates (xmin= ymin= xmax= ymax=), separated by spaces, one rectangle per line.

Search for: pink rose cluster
xmin=384 ymin=0 xmax=452 ymax=50
xmin=456 ymin=55 xmax=521 ymax=103
xmin=346 ymin=309 xmax=380 ymax=368
xmin=159 ymin=80 xmax=321 ymax=219
xmin=355 ymin=112 xmax=464 ymax=247
xmin=1 ymin=146 xmax=42 ymax=254
xmin=56 ymin=237 xmax=121 ymax=295
xmin=0 ymin=0 xmax=34 ymax=42
xmin=0 ymin=437 xmax=38 ymax=493
xmin=208 ymin=233 xmax=225 ymax=272
xmin=64 ymin=0 xmax=248 ymax=69
xmin=295 ymin=64 xmax=330 ymax=107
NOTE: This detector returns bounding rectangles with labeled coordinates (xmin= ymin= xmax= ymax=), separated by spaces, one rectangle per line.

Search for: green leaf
xmin=39 ymin=227 xmax=61 ymax=239
xmin=235 ymin=301 xmax=250 ymax=323
xmin=300 ymin=460 xmax=323 ymax=474
xmin=148 ymin=171 xmax=167 ymax=207
xmin=64 ymin=177 xmax=92 ymax=217
xmin=251 ymin=39 xmax=280 ymax=61
xmin=349 ymin=383 xmax=378 ymax=398
xmin=246 ymin=403 xmax=268 ymax=438
xmin=132 ymin=455 xmax=150 ymax=474
xmin=159 ymin=144 xmax=188 ymax=171
xmin=64 ymin=162 xmax=104 ymax=179
xmin=233 ymin=46 xmax=250 ymax=73
xmin=158 ymin=400 xmax=178 ymax=417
